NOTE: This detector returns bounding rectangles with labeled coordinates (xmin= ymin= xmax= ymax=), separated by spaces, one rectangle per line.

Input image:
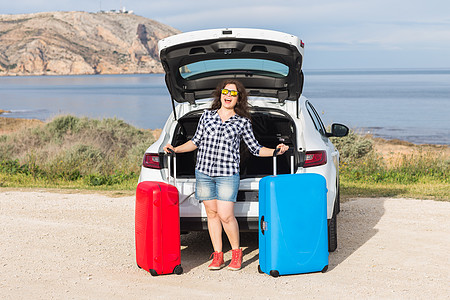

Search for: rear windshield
xmin=180 ymin=58 xmax=289 ymax=79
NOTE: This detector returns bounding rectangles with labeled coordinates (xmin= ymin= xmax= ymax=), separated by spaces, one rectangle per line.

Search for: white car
xmin=138 ymin=28 xmax=348 ymax=252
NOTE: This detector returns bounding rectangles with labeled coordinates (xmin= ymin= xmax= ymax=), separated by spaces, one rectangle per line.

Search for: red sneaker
xmin=227 ymin=248 xmax=243 ymax=271
xmin=208 ymin=251 xmax=225 ymax=270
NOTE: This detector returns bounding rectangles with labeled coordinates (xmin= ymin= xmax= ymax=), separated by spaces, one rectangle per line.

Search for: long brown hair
xmin=210 ymin=79 xmax=251 ymax=119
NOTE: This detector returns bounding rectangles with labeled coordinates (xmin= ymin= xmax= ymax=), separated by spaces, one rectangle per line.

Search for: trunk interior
xmin=170 ymin=107 xmax=299 ymax=179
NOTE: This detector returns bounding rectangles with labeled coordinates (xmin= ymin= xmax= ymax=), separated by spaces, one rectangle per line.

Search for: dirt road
xmin=1 ymin=191 xmax=448 ymax=299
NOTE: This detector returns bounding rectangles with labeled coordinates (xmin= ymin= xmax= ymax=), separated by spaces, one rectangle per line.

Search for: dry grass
xmin=0 ymin=117 xmax=44 ymax=135
xmin=372 ymin=137 xmax=449 ymax=166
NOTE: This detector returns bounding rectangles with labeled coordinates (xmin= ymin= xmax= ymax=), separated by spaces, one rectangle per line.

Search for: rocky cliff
xmin=0 ymin=11 xmax=181 ymax=76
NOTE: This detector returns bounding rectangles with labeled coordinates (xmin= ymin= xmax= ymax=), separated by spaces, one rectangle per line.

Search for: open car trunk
xmin=170 ymin=107 xmax=300 ymax=178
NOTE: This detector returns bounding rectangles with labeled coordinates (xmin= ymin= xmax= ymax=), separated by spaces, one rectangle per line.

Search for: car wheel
xmin=328 ymin=201 xmax=338 ymax=252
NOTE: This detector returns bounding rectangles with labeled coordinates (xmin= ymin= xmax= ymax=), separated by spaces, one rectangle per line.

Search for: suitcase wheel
xmin=149 ymin=269 xmax=158 ymax=276
xmin=321 ymin=265 xmax=328 ymax=273
xmin=137 ymin=263 xmax=142 ymax=269
xmin=269 ymin=270 xmax=279 ymax=278
xmin=257 ymin=265 xmax=264 ymax=274
xmin=173 ymin=265 xmax=183 ymax=275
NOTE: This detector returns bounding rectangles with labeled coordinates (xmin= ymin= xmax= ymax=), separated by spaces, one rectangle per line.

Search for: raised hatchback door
xmin=158 ymin=28 xmax=304 ymax=105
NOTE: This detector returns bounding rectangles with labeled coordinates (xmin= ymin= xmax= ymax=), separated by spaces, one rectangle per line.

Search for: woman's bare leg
xmin=217 ymin=201 xmax=240 ymax=250
xmin=203 ymin=199 xmax=223 ymax=252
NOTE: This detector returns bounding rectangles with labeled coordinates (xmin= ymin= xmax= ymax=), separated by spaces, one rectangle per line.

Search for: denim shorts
xmin=195 ymin=170 xmax=240 ymax=202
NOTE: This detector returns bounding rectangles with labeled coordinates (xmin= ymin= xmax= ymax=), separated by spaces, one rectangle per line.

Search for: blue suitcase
xmin=258 ymin=151 xmax=328 ymax=277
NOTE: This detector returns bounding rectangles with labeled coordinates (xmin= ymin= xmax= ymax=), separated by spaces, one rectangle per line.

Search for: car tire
xmin=328 ymin=201 xmax=338 ymax=252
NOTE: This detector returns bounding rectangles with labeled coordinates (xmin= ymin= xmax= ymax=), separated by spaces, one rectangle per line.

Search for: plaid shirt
xmin=191 ymin=109 xmax=262 ymax=177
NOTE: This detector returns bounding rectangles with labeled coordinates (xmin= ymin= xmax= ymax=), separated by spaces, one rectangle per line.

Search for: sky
xmin=2 ymin=0 xmax=450 ymax=70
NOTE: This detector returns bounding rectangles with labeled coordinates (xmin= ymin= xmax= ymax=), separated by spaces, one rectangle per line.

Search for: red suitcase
xmin=135 ymin=152 xmax=183 ymax=276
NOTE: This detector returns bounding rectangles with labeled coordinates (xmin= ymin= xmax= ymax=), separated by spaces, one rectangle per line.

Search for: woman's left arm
xmin=259 ymin=144 xmax=289 ymax=157
xmin=241 ymin=119 xmax=289 ymax=157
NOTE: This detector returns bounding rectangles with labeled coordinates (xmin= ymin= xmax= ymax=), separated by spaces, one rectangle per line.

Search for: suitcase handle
xmin=272 ymin=148 xmax=295 ymax=175
xmin=166 ymin=148 xmax=176 ymax=185
xmin=260 ymin=215 xmax=267 ymax=235
xmin=273 ymin=148 xmax=281 ymax=157
xmin=165 ymin=148 xmax=193 ymax=205
xmin=272 ymin=148 xmax=280 ymax=176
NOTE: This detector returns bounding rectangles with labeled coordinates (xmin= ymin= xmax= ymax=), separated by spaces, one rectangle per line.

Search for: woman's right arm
xmin=163 ymin=140 xmax=198 ymax=154
xmin=164 ymin=110 xmax=206 ymax=154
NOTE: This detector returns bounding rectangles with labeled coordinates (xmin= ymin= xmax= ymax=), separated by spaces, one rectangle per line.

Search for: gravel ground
xmin=1 ymin=191 xmax=449 ymax=299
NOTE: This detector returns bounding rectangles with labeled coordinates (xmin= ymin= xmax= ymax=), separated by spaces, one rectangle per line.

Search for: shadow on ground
xmin=181 ymin=198 xmax=385 ymax=274
xmin=329 ymin=198 xmax=385 ymax=270
xmin=180 ymin=231 xmax=258 ymax=273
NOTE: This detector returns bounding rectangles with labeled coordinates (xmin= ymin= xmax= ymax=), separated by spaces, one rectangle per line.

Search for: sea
xmin=0 ymin=68 xmax=449 ymax=145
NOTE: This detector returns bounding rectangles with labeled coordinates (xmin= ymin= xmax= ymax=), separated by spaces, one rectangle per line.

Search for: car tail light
xmin=143 ymin=153 xmax=161 ymax=169
xmin=303 ymin=150 xmax=327 ymax=168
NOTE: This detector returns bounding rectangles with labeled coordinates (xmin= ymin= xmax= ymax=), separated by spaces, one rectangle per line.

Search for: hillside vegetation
xmin=0 ymin=115 xmax=156 ymax=189
xmin=330 ymin=133 xmax=449 ymax=200
xmin=0 ymin=11 xmax=180 ymax=76
xmin=0 ymin=116 xmax=448 ymax=200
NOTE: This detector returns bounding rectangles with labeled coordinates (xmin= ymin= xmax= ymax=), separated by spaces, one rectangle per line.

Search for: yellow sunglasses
xmin=221 ymin=89 xmax=239 ymax=97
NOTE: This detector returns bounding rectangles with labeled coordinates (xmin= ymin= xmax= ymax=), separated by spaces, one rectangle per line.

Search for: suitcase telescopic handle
xmin=272 ymin=148 xmax=280 ymax=176
xmin=272 ymin=147 xmax=295 ymax=175
xmin=165 ymin=148 xmax=192 ymax=204
xmin=166 ymin=148 xmax=176 ymax=185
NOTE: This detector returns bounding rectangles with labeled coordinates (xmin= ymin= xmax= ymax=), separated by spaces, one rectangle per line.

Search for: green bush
xmin=330 ymin=130 xmax=373 ymax=162
xmin=0 ymin=160 xmax=30 ymax=175
xmin=0 ymin=141 xmax=14 ymax=161
xmin=0 ymin=115 xmax=155 ymax=186
xmin=46 ymin=115 xmax=81 ymax=139
xmin=85 ymin=172 xmax=136 ymax=186
xmin=58 ymin=144 xmax=103 ymax=171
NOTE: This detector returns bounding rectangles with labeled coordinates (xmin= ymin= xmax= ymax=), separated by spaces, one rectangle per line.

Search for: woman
xmin=163 ymin=79 xmax=288 ymax=271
